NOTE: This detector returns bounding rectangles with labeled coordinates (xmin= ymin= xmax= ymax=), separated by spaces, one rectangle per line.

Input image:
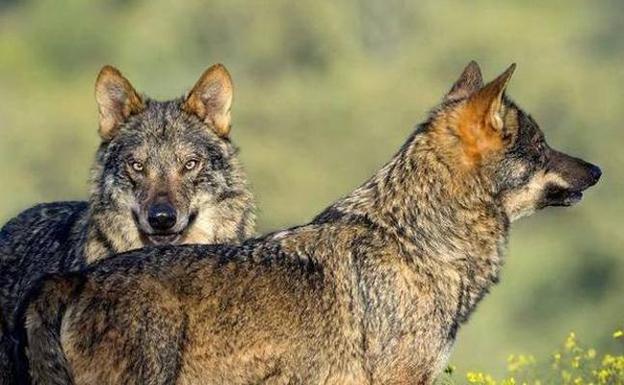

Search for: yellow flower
xmin=561 ymin=370 xmax=572 ymax=383
xmin=461 ymin=331 xmax=624 ymax=385
xmin=595 ymin=368 xmax=609 ymax=384
xmin=467 ymin=372 xmax=482 ymax=384
xmin=508 ymin=354 xmax=536 ymax=373
xmin=602 ymin=354 xmax=615 ymax=366
xmin=553 ymin=352 xmax=562 ymax=369
xmin=565 ymin=332 xmax=578 ymax=351
xmin=467 ymin=372 xmax=497 ymax=385
xmin=571 ymin=356 xmax=581 ymax=368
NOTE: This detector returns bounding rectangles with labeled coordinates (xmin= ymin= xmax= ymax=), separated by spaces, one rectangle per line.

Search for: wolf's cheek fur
xmin=501 ymin=170 xmax=570 ymax=221
xmin=181 ymin=192 xmax=227 ymax=245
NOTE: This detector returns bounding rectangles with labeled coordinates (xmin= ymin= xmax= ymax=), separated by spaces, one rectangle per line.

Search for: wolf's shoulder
xmin=1 ymin=201 xmax=88 ymax=241
xmin=0 ymin=201 xmax=89 ymax=262
xmin=2 ymin=201 xmax=87 ymax=228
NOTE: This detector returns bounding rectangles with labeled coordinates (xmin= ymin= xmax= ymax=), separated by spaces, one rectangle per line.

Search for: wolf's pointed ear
xmin=444 ymin=61 xmax=484 ymax=102
xmin=95 ymin=66 xmax=144 ymax=141
xmin=467 ymin=63 xmax=516 ymax=131
xmin=183 ymin=64 xmax=233 ymax=138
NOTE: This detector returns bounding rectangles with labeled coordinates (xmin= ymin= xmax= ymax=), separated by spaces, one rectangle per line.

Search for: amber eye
xmin=130 ymin=161 xmax=144 ymax=172
xmin=184 ymin=159 xmax=199 ymax=171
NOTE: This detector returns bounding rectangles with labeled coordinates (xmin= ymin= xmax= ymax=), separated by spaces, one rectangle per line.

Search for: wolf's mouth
xmin=145 ymin=233 xmax=182 ymax=246
xmin=541 ymin=186 xmax=584 ymax=208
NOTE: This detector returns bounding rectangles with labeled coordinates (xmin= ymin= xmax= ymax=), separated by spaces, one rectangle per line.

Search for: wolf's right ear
xmin=444 ymin=61 xmax=484 ymax=102
xmin=95 ymin=66 xmax=144 ymax=141
xmin=467 ymin=63 xmax=516 ymax=132
xmin=183 ymin=64 xmax=233 ymax=138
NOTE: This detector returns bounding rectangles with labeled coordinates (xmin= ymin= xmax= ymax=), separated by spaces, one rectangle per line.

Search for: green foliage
xmin=439 ymin=330 xmax=624 ymax=385
xmin=0 ymin=0 xmax=622 ymax=375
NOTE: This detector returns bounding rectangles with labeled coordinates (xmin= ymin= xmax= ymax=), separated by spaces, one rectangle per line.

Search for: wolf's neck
xmin=329 ymin=129 xmax=509 ymax=265
xmin=82 ymin=206 xmax=142 ymax=264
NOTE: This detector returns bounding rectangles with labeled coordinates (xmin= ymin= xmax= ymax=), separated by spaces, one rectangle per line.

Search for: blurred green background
xmin=0 ymin=0 xmax=622 ymax=376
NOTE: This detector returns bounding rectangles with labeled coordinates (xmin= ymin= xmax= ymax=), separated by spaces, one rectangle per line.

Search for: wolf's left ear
xmin=444 ymin=60 xmax=484 ymax=102
xmin=183 ymin=64 xmax=233 ymax=138
xmin=467 ymin=63 xmax=516 ymax=131
xmin=95 ymin=66 xmax=144 ymax=141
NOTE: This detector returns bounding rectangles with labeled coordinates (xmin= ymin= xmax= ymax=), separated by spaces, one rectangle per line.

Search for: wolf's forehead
xmin=131 ymin=103 xmax=217 ymax=139
xmin=138 ymin=101 xmax=191 ymax=133
xmin=140 ymin=132 xmax=220 ymax=156
xmin=118 ymin=125 xmax=220 ymax=158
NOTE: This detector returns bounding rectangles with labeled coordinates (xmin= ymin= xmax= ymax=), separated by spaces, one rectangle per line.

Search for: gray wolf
xmin=0 ymin=64 xmax=255 ymax=384
xmin=18 ymin=62 xmax=600 ymax=385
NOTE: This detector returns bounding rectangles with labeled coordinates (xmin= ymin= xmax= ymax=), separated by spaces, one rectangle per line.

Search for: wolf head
xmin=428 ymin=61 xmax=601 ymax=222
xmin=88 ymin=64 xmax=254 ymax=254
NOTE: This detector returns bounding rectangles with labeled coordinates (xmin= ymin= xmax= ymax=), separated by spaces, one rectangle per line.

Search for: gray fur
xmin=18 ymin=62 xmax=601 ymax=385
xmin=0 ymin=65 xmax=255 ymax=385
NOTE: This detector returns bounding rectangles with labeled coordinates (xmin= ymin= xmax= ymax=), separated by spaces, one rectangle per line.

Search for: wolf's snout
xmin=147 ymin=203 xmax=177 ymax=231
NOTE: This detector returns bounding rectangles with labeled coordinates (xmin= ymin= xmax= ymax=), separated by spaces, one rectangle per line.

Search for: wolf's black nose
xmin=589 ymin=164 xmax=602 ymax=185
xmin=148 ymin=203 xmax=177 ymax=231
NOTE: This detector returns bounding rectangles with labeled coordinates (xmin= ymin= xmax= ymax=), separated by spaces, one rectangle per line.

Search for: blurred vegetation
xmin=437 ymin=329 xmax=624 ymax=385
xmin=0 ymin=0 xmax=622 ymax=376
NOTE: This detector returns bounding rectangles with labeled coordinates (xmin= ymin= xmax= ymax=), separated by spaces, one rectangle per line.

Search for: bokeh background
xmin=0 ymin=0 xmax=622 ymax=376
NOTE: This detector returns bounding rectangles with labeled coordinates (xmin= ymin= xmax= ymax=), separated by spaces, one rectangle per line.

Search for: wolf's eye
xmin=130 ymin=161 xmax=144 ymax=172
xmin=184 ymin=159 xmax=199 ymax=171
